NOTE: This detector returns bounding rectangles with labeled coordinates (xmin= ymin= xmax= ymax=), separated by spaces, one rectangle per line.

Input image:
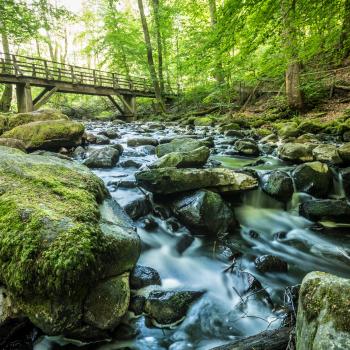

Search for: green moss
xmin=194 ymin=116 xmax=215 ymax=126
xmin=255 ymin=128 xmax=273 ymax=137
xmin=297 ymin=120 xmax=324 ymax=134
xmin=0 ymin=114 xmax=8 ymax=134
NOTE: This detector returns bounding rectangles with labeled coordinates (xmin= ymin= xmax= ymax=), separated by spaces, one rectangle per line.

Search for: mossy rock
xmin=156 ymin=138 xmax=208 ymax=158
xmin=0 ymin=137 xmax=26 ymax=151
xmin=296 ymin=271 xmax=350 ymax=350
xmin=0 ymin=146 xmax=140 ymax=336
xmin=0 ymin=114 xmax=8 ymax=134
xmin=297 ymin=120 xmax=324 ymax=134
xmin=7 ymin=109 xmax=69 ymax=130
xmin=193 ymin=116 xmax=215 ymax=126
xmin=277 ymin=122 xmax=299 ymax=138
xmin=3 ymin=119 xmax=85 ymax=151
xmin=254 ymin=128 xmax=273 ymax=138
xmin=218 ymin=123 xmax=240 ymax=133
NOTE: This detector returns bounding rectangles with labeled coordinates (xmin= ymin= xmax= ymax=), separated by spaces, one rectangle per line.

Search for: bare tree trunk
xmin=0 ymin=32 xmax=13 ymax=112
xmin=61 ymin=28 xmax=68 ymax=64
xmin=137 ymin=0 xmax=165 ymax=111
xmin=282 ymin=0 xmax=303 ymax=110
xmin=339 ymin=0 xmax=350 ymax=59
xmin=208 ymin=0 xmax=225 ymax=85
xmin=152 ymin=0 xmax=165 ymax=95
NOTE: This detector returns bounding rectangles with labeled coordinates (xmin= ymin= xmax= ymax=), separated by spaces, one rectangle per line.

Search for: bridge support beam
xmin=16 ymin=83 xmax=33 ymax=113
xmin=117 ymin=94 xmax=136 ymax=116
xmin=33 ymin=86 xmax=58 ymax=110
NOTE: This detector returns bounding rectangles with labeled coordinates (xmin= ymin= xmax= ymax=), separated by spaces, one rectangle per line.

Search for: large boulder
xmin=130 ymin=265 xmax=161 ymax=290
xmin=0 ymin=146 xmax=140 ymax=338
xmin=135 ymin=167 xmax=258 ymax=194
xmin=150 ymin=146 xmax=210 ymax=169
xmin=83 ymin=146 xmax=120 ymax=168
xmin=261 ymin=170 xmax=293 ymax=202
xmin=171 ymin=190 xmax=236 ymax=237
xmin=278 ymin=122 xmax=299 ymax=138
xmin=278 ymin=143 xmax=314 ymax=163
xmin=0 ymin=114 xmax=8 ymax=134
xmin=7 ymin=109 xmax=68 ymax=130
xmin=2 ymin=119 xmax=84 ymax=151
xmin=296 ymin=271 xmax=350 ymax=350
xmin=292 ymin=161 xmax=332 ymax=198
xmin=156 ymin=138 xmax=209 ymax=157
xmin=312 ymin=144 xmax=342 ymax=165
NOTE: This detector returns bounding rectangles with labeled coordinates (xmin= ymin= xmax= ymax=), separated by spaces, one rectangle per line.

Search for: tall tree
xmin=137 ymin=0 xmax=165 ymax=111
xmin=339 ymin=0 xmax=350 ymax=60
xmin=0 ymin=32 xmax=12 ymax=112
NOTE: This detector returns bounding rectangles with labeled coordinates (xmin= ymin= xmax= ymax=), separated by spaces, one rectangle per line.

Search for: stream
xmin=35 ymin=121 xmax=350 ymax=350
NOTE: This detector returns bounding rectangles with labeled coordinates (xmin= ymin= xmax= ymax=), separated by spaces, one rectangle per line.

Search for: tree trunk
xmin=152 ymin=0 xmax=165 ymax=95
xmin=0 ymin=32 xmax=13 ymax=112
xmin=282 ymin=0 xmax=303 ymax=110
xmin=208 ymin=0 xmax=225 ymax=85
xmin=339 ymin=0 xmax=350 ymax=59
xmin=137 ymin=0 xmax=165 ymax=112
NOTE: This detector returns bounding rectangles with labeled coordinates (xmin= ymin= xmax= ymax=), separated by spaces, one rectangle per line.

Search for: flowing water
xmin=35 ymin=121 xmax=350 ymax=350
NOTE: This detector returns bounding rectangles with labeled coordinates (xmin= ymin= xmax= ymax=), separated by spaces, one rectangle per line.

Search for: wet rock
xmin=72 ymin=146 xmax=86 ymax=159
xmin=150 ymin=146 xmax=210 ymax=169
xmin=129 ymin=295 xmax=146 ymax=316
xmin=295 ymin=133 xmax=319 ymax=144
xmin=119 ymin=159 xmax=142 ymax=168
xmin=156 ymin=138 xmax=209 ymax=157
xmin=84 ymin=273 xmax=130 ymax=331
xmin=312 ymin=144 xmax=342 ymax=164
xmin=117 ymin=190 xmax=152 ymax=220
xmin=140 ymin=145 xmax=156 ymax=155
xmin=234 ymin=139 xmax=260 ymax=156
xmin=166 ymin=217 xmax=181 ymax=232
xmin=83 ymin=146 xmax=120 ymax=168
xmin=292 ymin=161 xmax=332 ymax=197
xmin=175 ymin=234 xmax=195 ymax=254
xmin=338 ymin=142 xmax=350 ymax=163
xmin=85 ymin=133 xmax=97 ymax=143
xmin=224 ymin=130 xmax=244 ymax=138
xmin=0 ymin=138 xmax=26 ymax=152
xmin=111 ymin=143 xmax=124 ymax=155
xmin=341 ymin=167 xmax=350 ymax=198
xmin=343 ymin=131 xmax=350 ymax=142
xmin=171 ymin=190 xmax=236 ymax=237
xmin=254 ymin=255 xmax=288 ymax=273
xmin=127 ymin=137 xmax=158 ymax=147
xmin=135 ymin=167 xmax=258 ymax=194
xmin=296 ymin=271 xmax=350 ymax=350
xmin=141 ymin=217 xmax=158 ymax=231
xmin=260 ymin=133 xmax=278 ymax=144
xmin=100 ymin=129 xmax=120 ymax=139
xmin=130 ymin=265 xmax=161 ymax=289
xmin=95 ymin=134 xmax=111 ymax=145
xmin=64 ymin=325 xmax=109 ymax=343
xmin=261 ymin=170 xmax=293 ymax=202
xmin=278 ymin=143 xmax=314 ymax=163
xmin=300 ymin=199 xmax=350 ymax=222
xmin=144 ymin=290 xmax=204 ymax=325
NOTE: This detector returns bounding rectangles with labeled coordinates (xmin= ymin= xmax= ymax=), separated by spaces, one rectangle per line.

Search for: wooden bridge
xmin=0 ymin=52 xmax=178 ymax=115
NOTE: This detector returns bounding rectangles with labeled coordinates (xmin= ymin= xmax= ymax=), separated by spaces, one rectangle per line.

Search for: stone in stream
xmin=99 ymin=129 xmax=120 ymax=139
xmin=119 ymin=159 xmax=142 ymax=168
xmin=130 ymin=265 xmax=161 ymax=290
xmin=261 ymin=170 xmax=294 ymax=202
xmin=292 ymin=161 xmax=332 ymax=197
xmin=0 ymin=146 xmax=140 ymax=338
xmin=300 ymin=199 xmax=350 ymax=222
xmin=83 ymin=146 xmax=120 ymax=168
xmin=254 ymin=255 xmax=288 ymax=273
xmin=234 ymin=139 xmax=260 ymax=156
xmin=149 ymin=146 xmax=210 ymax=169
xmin=2 ymin=119 xmax=85 ymax=152
xmin=312 ymin=144 xmax=343 ymax=164
xmin=224 ymin=130 xmax=244 ymax=138
xmin=127 ymin=137 xmax=159 ymax=147
xmin=129 ymin=295 xmax=146 ymax=316
xmin=277 ymin=142 xmax=315 ymax=163
xmin=171 ymin=190 xmax=236 ymax=237
xmin=95 ymin=134 xmax=111 ymax=145
xmin=296 ymin=271 xmax=350 ymax=350
xmin=144 ymin=290 xmax=205 ymax=326
xmin=338 ymin=142 xmax=350 ymax=163
xmin=341 ymin=167 xmax=350 ymax=198
xmin=72 ymin=145 xmax=86 ymax=159
xmin=156 ymin=138 xmax=210 ymax=157
xmin=135 ymin=167 xmax=258 ymax=194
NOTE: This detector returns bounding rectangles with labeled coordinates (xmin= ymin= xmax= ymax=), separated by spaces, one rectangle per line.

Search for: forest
xmin=1 ymin=1 xmax=350 ymax=350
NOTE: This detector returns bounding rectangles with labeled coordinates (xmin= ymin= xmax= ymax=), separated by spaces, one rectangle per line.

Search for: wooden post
xmin=70 ymin=65 xmax=75 ymax=83
xmin=112 ymin=73 xmax=117 ymax=89
xmin=122 ymin=94 xmax=136 ymax=116
xmin=93 ymin=70 xmax=97 ymax=85
xmin=16 ymin=83 xmax=33 ymax=112
xmin=44 ymin=60 xmax=49 ymax=79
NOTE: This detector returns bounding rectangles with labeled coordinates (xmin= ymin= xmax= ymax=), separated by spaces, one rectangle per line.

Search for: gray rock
xmin=312 ymin=144 xmax=342 ymax=165
xmin=261 ymin=171 xmax=293 ymax=202
xmin=72 ymin=146 xmax=86 ymax=159
xmin=130 ymin=265 xmax=161 ymax=289
xmin=338 ymin=143 xmax=350 ymax=163
xmin=234 ymin=139 xmax=260 ymax=156
xmin=254 ymin=255 xmax=288 ymax=273
xmin=100 ymin=129 xmax=120 ymax=139
xmin=156 ymin=138 xmax=209 ymax=157
xmin=95 ymin=134 xmax=111 ymax=145
xmin=83 ymin=147 xmax=119 ymax=168
xmin=127 ymin=137 xmax=158 ymax=147
xmin=119 ymin=159 xmax=142 ymax=168
xmin=278 ymin=143 xmax=315 ymax=163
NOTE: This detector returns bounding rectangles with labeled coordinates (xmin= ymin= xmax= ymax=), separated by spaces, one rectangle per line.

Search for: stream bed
xmin=35 ymin=120 xmax=350 ymax=350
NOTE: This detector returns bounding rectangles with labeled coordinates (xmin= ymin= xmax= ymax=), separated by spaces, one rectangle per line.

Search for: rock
xmin=292 ymin=161 xmax=332 ymax=197
xmin=343 ymin=131 xmax=350 ymax=142
xmin=127 ymin=137 xmax=158 ymax=147
xmin=341 ymin=167 xmax=350 ymax=198
xmin=300 ymin=199 xmax=350 ymax=222
xmin=72 ymin=146 xmax=86 ymax=159
xmin=83 ymin=146 xmax=120 ymax=168
xmin=0 ymin=146 xmax=140 ymax=337
xmin=312 ymin=144 xmax=342 ymax=164
xmin=2 ymin=120 xmax=85 ymax=152
xmin=135 ymin=167 xmax=258 ymax=194
xmin=175 ymin=234 xmax=195 ymax=254
xmin=296 ymin=271 xmax=350 ymax=350
xmin=224 ymin=130 xmax=244 ymax=138
xmin=278 ymin=143 xmax=314 ymax=163
xmin=150 ymin=146 xmax=210 ymax=169
xmin=278 ymin=123 xmax=299 ymax=138
xmin=156 ymin=138 xmax=209 ymax=157
xmin=171 ymin=190 xmax=236 ymax=237
xmin=7 ymin=109 xmax=68 ymax=129
xmin=260 ymin=133 xmax=278 ymax=144
xmin=254 ymin=255 xmax=288 ymax=273
xmin=129 ymin=295 xmax=146 ymax=316
xmin=0 ymin=114 xmax=8 ymax=134
xmin=194 ymin=117 xmax=214 ymax=126
xmin=86 ymin=133 xmax=97 ymax=144
xmin=234 ymin=139 xmax=259 ymax=156
xmin=84 ymin=273 xmax=130 ymax=331
xmin=100 ymin=129 xmax=120 ymax=139
xmin=295 ymin=133 xmax=319 ymax=144
xmin=144 ymin=290 xmax=204 ymax=325
xmin=0 ymin=287 xmax=19 ymax=326
xmin=119 ymin=159 xmax=142 ymax=168
xmin=338 ymin=143 xmax=350 ymax=163
xmin=130 ymin=265 xmax=161 ymax=289
xmin=261 ymin=171 xmax=293 ymax=202
xmin=0 ymin=138 xmax=26 ymax=152
xmin=95 ymin=134 xmax=111 ymax=145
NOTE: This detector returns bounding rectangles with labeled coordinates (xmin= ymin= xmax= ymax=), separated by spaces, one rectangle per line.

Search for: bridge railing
xmin=0 ymin=52 xmax=177 ymax=95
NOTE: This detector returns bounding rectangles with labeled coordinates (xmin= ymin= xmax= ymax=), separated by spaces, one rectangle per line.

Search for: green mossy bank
xmin=0 ymin=146 xmax=140 ymax=337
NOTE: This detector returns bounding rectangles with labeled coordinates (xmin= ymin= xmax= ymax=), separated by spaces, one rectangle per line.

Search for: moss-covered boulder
xmin=0 ymin=146 xmax=140 ymax=337
xmin=135 ymin=167 xmax=258 ymax=194
xmin=0 ymin=114 xmax=8 ymax=134
xmin=156 ymin=138 xmax=209 ymax=157
xmin=312 ymin=144 xmax=342 ymax=165
xmin=296 ymin=271 xmax=350 ymax=350
xmin=193 ymin=116 xmax=214 ymax=126
xmin=278 ymin=143 xmax=315 ymax=163
xmin=150 ymin=146 xmax=210 ymax=169
xmin=7 ymin=109 xmax=68 ymax=130
xmin=3 ymin=119 xmax=84 ymax=151
xmin=261 ymin=170 xmax=294 ymax=202
xmin=338 ymin=143 xmax=350 ymax=164
xmin=277 ymin=122 xmax=299 ymax=138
